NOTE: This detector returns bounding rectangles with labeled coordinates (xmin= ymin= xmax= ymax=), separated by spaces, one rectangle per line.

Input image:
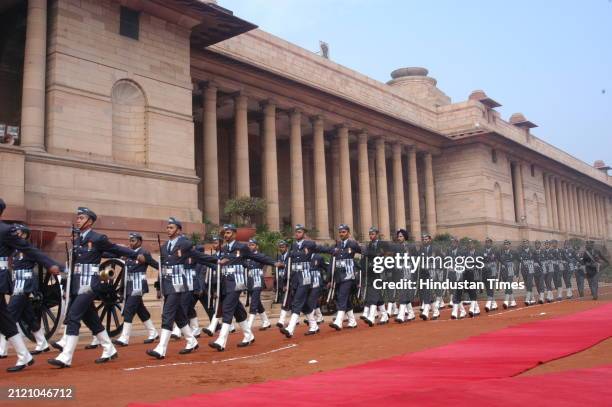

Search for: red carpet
xmin=131 ymin=303 xmax=612 ymax=407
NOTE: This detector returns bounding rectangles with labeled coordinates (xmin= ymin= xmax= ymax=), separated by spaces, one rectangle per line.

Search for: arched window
xmin=494 ymin=182 xmax=503 ymax=220
xmin=111 ymin=80 xmax=146 ymax=165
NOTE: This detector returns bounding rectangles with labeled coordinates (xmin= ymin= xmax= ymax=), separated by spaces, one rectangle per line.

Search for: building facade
xmin=1 ymin=0 xmax=610 ymax=255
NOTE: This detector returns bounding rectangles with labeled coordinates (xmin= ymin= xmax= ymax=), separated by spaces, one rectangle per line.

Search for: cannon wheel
xmin=95 ymin=258 xmax=126 ymax=337
xmin=18 ymin=266 xmax=63 ymax=341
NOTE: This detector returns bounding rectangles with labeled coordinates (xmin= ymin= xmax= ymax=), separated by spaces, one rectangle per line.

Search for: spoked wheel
xmin=19 ymin=267 xmax=63 ymax=341
xmin=95 ymin=258 xmax=126 ymax=337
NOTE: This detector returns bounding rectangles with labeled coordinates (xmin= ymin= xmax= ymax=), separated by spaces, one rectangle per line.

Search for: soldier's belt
xmin=162 ymin=265 xmax=183 ymax=276
xmin=13 ymin=269 xmax=34 ymax=279
xmin=336 ymin=259 xmax=353 ymax=268
xmin=75 ymin=264 xmax=100 ymax=274
xmin=127 ymin=272 xmax=145 ymax=281
xmin=0 ymin=258 xmax=8 ymax=269
xmin=292 ymin=262 xmax=310 ymax=271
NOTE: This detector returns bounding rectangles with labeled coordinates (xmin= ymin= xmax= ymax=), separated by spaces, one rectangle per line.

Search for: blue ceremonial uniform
xmin=329 ymin=238 xmax=361 ymax=312
xmin=286 ymin=239 xmax=325 ymax=315
xmin=65 ymin=228 xmax=137 ymax=336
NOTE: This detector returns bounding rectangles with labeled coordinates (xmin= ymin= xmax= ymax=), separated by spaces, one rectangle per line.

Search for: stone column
xmin=234 ymin=94 xmax=250 ymax=197
xmin=331 ymin=137 xmax=341 ymax=229
xmin=312 ymin=116 xmax=330 ymax=239
xmin=424 ymin=151 xmax=437 ymax=236
xmin=289 ymin=109 xmax=306 ymax=226
xmin=549 ymin=176 xmax=559 ymax=229
xmin=594 ymin=194 xmax=602 ymax=238
xmin=579 ymin=188 xmax=587 ymax=236
xmin=589 ymin=191 xmax=597 ymax=237
xmin=262 ymin=102 xmax=280 ymax=231
xmin=582 ymin=189 xmax=591 ymax=237
xmin=556 ymin=178 xmax=566 ymax=231
xmin=512 ymin=163 xmax=526 ymax=224
xmin=20 ymin=0 xmax=47 ymax=151
xmin=368 ymin=148 xmax=378 ymax=229
xmin=392 ymin=143 xmax=406 ymax=231
xmin=572 ymin=185 xmax=580 ymax=234
xmin=568 ymin=183 xmax=577 ymax=233
xmin=358 ymin=131 xmax=372 ymax=236
xmin=338 ymin=125 xmax=353 ymax=229
xmin=407 ymin=146 xmax=421 ymax=239
xmin=543 ymin=174 xmax=553 ymax=228
xmin=375 ymin=138 xmax=391 ymax=239
xmin=202 ymin=84 xmax=219 ymax=224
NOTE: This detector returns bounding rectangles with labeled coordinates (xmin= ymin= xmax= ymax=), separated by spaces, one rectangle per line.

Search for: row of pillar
xmin=201 ymin=84 xmax=437 ymax=240
xmin=543 ymin=173 xmax=607 ymax=238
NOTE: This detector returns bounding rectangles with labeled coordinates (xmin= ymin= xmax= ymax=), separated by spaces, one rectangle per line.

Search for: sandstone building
xmin=1 ymin=0 xmax=610 ymax=253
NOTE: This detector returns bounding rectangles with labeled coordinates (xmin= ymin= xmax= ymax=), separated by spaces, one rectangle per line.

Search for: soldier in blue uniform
xmin=328 ymin=224 xmax=362 ymax=331
xmin=2 ymin=224 xmax=50 ymax=355
xmin=279 ymin=225 xmax=327 ymax=338
xmin=418 ymin=233 xmax=443 ymax=320
xmin=361 ymin=227 xmax=389 ymax=326
xmin=541 ymin=240 xmax=555 ymax=302
xmin=580 ymin=241 xmax=609 ymax=300
xmin=464 ymin=239 xmax=481 ymax=317
xmin=448 ymin=237 xmax=467 ymax=319
xmin=562 ymin=240 xmax=577 ymax=298
xmin=532 ymin=240 xmax=546 ymax=304
xmin=202 ymin=236 xmax=224 ymax=336
xmin=551 ymin=240 xmax=567 ymax=301
xmin=499 ymin=240 xmax=517 ymax=308
xmin=245 ymin=238 xmax=272 ymax=331
xmin=208 ymin=224 xmax=278 ymax=351
xmin=304 ymin=252 xmax=328 ymax=334
xmin=393 ymin=229 xmax=417 ymax=323
xmin=0 ymin=201 xmax=60 ymax=372
xmin=275 ymin=241 xmax=290 ymax=328
xmin=146 ymin=217 xmax=202 ymax=359
xmin=48 ymin=207 xmax=140 ymax=368
xmin=482 ymin=238 xmax=500 ymax=312
xmin=111 ymin=232 xmax=159 ymax=347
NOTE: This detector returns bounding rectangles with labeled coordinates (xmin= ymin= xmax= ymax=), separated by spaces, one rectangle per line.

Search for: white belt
xmin=292 ymin=262 xmax=309 ymax=271
xmin=336 ymin=259 xmax=353 ymax=268
xmin=14 ymin=270 xmax=34 ymax=279
xmin=75 ymin=264 xmax=100 ymax=274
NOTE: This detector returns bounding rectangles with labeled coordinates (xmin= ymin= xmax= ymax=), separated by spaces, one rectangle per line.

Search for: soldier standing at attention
xmin=0 ymin=199 xmax=61 ymax=372
xmin=499 ymin=240 xmax=517 ymax=308
xmin=361 ymin=227 xmax=389 ymax=327
xmin=208 ymin=224 xmax=278 ymax=351
xmin=482 ymin=237 xmax=500 ymax=312
xmin=111 ymin=232 xmax=159 ymax=347
xmin=328 ymin=224 xmax=362 ymax=331
xmin=49 ymin=207 xmax=141 ymax=368
xmin=145 ymin=217 xmax=202 ymax=360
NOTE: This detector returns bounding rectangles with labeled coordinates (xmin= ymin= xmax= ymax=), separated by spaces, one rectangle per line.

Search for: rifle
xmin=156 ymin=234 xmax=165 ymax=305
xmin=281 ymin=257 xmax=293 ymax=308
xmin=60 ymin=226 xmax=78 ymax=324
xmin=214 ymin=263 xmax=221 ymax=317
xmin=326 ymin=255 xmax=337 ymax=304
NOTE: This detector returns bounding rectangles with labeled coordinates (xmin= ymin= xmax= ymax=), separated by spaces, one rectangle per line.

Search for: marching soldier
xmin=0 ymin=199 xmax=61 ymax=372
xmin=0 ymin=225 xmax=50 ymax=356
xmin=202 ymin=236 xmax=225 ymax=336
xmin=482 ymin=237 xmax=500 ymax=312
xmin=145 ymin=217 xmax=201 ymax=360
xmin=518 ymin=240 xmax=536 ymax=305
xmin=542 ymin=241 xmax=555 ymax=302
xmin=279 ymin=225 xmax=328 ymax=338
xmin=304 ymin=252 xmax=328 ymax=333
xmin=550 ymin=240 xmax=565 ymax=301
xmin=580 ymin=241 xmax=609 ymax=300
xmin=393 ymin=229 xmax=417 ymax=323
xmin=532 ymin=240 xmax=546 ymax=304
xmin=499 ymin=240 xmax=517 ymax=308
xmin=418 ymin=233 xmax=442 ymax=320
xmin=361 ymin=227 xmax=389 ymax=326
xmin=49 ymin=207 xmax=141 ymax=368
xmin=245 ymin=239 xmax=272 ymax=331
xmin=329 ymin=224 xmax=362 ymax=331
xmin=449 ymin=237 xmax=467 ymax=319
xmin=111 ymin=232 xmax=159 ymax=347
xmin=464 ymin=239 xmax=481 ymax=317
xmin=275 ymin=241 xmax=290 ymax=328
xmin=208 ymin=224 xmax=278 ymax=351
xmin=562 ymin=241 xmax=577 ymax=298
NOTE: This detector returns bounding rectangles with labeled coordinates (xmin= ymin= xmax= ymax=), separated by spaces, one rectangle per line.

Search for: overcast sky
xmin=220 ymin=0 xmax=612 ymax=168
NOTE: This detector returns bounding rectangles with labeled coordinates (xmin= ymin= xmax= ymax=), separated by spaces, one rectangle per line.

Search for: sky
xmin=219 ymin=0 xmax=612 ymax=168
